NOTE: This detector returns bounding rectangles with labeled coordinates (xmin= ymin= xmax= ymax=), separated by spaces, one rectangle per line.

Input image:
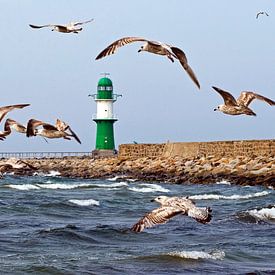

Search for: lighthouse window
xmin=98 ymin=86 xmax=106 ymax=91
xmin=106 ymin=86 xmax=113 ymax=91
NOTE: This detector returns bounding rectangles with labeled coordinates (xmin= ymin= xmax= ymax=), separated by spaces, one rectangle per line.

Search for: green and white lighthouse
xmin=90 ymin=75 xmax=121 ymax=157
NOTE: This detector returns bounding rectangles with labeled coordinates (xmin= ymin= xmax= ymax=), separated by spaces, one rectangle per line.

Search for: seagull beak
xmin=138 ymin=49 xmax=141 ymax=53
xmin=214 ymin=108 xmax=217 ymax=111
xmin=150 ymin=199 xmax=155 ymax=202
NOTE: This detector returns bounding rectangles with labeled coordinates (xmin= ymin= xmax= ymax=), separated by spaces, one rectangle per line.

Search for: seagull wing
xmin=188 ymin=206 xmax=212 ymax=224
xmin=42 ymin=123 xmax=58 ymax=131
xmin=170 ymin=47 xmax=200 ymax=89
xmin=73 ymin=19 xmax=94 ymax=26
xmin=0 ymin=104 xmax=30 ymax=124
xmin=4 ymin=119 xmax=26 ymax=133
xmin=26 ymin=119 xmax=52 ymax=137
xmin=131 ymin=206 xmax=183 ymax=233
xmin=237 ymin=91 xmax=275 ymax=107
xmin=67 ymin=126 xmax=81 ymax=144
xmin=212 ymin=86 xmax=238 ymax=106
xmin=95 ymin=36 xmax=148 ymax=60
xmin=29 ymin=24 xmax=55 ymax=29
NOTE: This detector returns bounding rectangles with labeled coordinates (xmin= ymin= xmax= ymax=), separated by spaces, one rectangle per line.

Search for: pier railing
xmin=0 ymin=152 xmax=93 ymax=159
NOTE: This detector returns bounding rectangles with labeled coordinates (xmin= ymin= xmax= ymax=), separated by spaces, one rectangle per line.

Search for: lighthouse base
xmin=92 ymin=149 xmax=118 ymax=159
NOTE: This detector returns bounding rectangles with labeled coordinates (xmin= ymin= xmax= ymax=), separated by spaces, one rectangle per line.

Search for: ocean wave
xmin=33 ymin=170 xmax=61 ymax=177
xmin=247 ymin=206 xmax=275 ymax=221
xmin=167 ymin=250 xmax=225 ymax=260
xmin=36 ymin=183 xmax=92 ymax=190
xmin=69 ymin=199 xmax=100 ymax=206
xmin=128 ymin=183 xmax=170 ymax=193
xmin=189 ymin=191 xmax=269 ymax=200
xmin=6 ymin=184 xmax=40 ymax=190
xmin=5 ymin=181 xmax=129 ymax=191
xmin=94 ymin=182 xmax=129 ymax=188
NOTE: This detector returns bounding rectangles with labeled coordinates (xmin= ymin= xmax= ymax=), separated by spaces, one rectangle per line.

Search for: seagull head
xmin=152 ymin=196 xmax=169 ymax=204
xmin=214 ymin=105 xmax=222 ymax=112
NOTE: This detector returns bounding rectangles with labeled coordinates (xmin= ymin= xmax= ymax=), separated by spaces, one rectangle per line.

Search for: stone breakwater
xmin=1 ymin=155 xmax=274 ymax=187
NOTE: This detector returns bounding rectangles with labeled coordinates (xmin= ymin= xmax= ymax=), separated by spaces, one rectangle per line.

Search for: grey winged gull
xmin=131 ymin=195 xmax=212 ymax=233
xmin=29 ymin=19 xmax=94 ymax=33
xmin=212 ymin=86 xmax=275 ymax=116
xmin=95 ymin=36 xmax=200 ymax=89
xmin=26 ymin=118 xmax=81 ymax=144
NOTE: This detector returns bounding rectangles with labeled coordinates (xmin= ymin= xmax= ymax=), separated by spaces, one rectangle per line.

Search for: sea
xmin=0 ymin=172 xmax=274 ymax=274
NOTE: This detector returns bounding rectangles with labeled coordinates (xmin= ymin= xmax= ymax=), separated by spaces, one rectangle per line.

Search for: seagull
xmin=212 ymin=86 xmax=275 ymax=116
xmin=131 ymin=195 xmax=212 ymax=233
xmin=29 ymin=19 xmax=94 ymax=33
xmin=95 ymin=36 xmax=200 ymax=89
xmin=26 ymin=118 xmax=81 ymax=144
xmin=256 ymin=11 xmax=269 ymax=19
xmin=0 ymin=104 xmax=30 ymax=140
xmin=0 ymin=118 xmax=27 ymax=140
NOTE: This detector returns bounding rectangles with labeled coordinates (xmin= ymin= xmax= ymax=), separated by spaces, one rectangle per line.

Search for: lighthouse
xmin=90 ymin=75 xmax=121 ymax=157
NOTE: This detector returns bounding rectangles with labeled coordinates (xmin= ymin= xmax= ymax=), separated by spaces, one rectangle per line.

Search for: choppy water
xmin=0 ymin=173 xmax=274 ymax=274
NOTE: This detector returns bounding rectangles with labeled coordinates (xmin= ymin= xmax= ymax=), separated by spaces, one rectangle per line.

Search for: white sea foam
xmin=36 ymin=183 xmax=92 ymax=190
xmin=216 ymin=179 xmax=231 ymax=185
xmin=7 ymin=184 xmax=40 ymax=190
xmin=129 ymin=183 xmax=170 ymax=193
xmin=33 ymin=170 xmax=61 ymax=177
xmin=189 ymin=191 xmax=269 ymax=200
xmin=167 ymin=250 xmax=225 ymax=260
xmin=107 ymin=175 xmax=127 ymax=181
xmin=95 ymin=182 xmax=129 ymax=188
xmin=69 ymin=199 xmax=100 ymax=206
xmin=248 ymin=206 xmax=275 ymax=221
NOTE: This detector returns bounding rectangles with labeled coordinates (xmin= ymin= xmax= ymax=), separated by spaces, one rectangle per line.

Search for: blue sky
xmin=1 ymin=0 xmax=274 ymax=152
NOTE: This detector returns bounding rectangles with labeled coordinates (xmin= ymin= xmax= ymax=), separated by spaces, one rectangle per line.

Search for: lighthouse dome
xmin=97 ymin=77 xmax=113 ymax=99
xmin=98 ymin=77 xmax=113 ymax=88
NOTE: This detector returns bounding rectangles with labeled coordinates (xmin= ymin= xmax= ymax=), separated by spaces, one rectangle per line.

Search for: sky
xmin=1 ymin=0 xmax=274 ymax=152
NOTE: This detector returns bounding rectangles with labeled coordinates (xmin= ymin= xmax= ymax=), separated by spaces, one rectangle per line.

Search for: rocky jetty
xmin=0 ymin=155 xmax=274 ymax=187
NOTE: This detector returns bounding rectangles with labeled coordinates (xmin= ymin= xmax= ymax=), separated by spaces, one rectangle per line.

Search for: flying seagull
xmin=256 ymin=11 xmax=269 ymax=19
xmin=0 ymin=118 xmax=27 ymax=140
xmin=29 ymin=19 xmax=94 ymax=33
xmin=131 ymin=195 xmax=212 ymax=233
xmin=212 ymin=86 xmax=275 ymax=116
xmin=26 ymin=118 xmax=81 ymax=144
xmin=95 ymin=36 xmax=200 ymax=89
xmin=0 ymin=104 xmax=30 ymax=140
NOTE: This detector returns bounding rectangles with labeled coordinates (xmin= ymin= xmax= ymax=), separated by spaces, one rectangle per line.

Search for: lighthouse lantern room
xmin=90 ymin=75 xmax=121 ymax=157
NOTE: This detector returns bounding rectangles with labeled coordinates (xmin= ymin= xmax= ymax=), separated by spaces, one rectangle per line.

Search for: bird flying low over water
xmin=95 ymin=36 xmax=200 ymax=89
xmin=26 ymin=119 xmax=81 ymax=144
xmin=212 ymin=86 xmax=275 ymax=116
xmin=29 ymin=19 xmax=94 ymax=33
xmin=256 ymin=11 xmax=269 ymax=19
xmin=131 ymin=195 xmax=212 ymax=233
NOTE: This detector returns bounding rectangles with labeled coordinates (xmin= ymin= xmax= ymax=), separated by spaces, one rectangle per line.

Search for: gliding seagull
xmin=212 ymin=86 xmax=275 ymax=116
xmin=96 ymin=37 xmax=200 ymax=89
xmin=131 ymin=195 xmax=212 ymax=233
xmin=26 ymin=119 xmax=81 ymax=144
xmin=29 ymin=19 xmax=94 ymax=33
